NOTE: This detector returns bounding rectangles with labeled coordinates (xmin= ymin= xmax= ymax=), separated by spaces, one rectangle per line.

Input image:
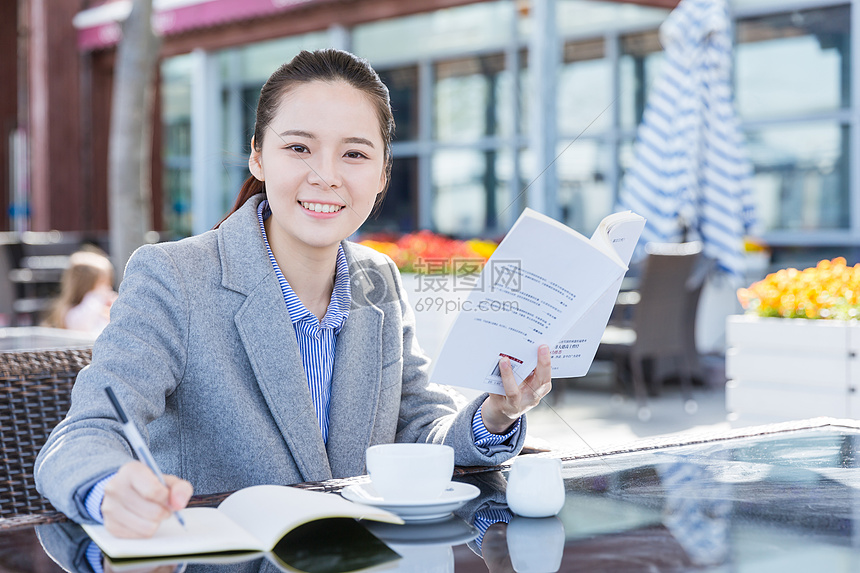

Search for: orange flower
xmin=359 ymin=231 xmax=497 ymax=274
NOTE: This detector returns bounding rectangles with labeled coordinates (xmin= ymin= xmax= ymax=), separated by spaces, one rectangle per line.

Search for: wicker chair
xmin=0 ymin=348 xmax=91 ymax=518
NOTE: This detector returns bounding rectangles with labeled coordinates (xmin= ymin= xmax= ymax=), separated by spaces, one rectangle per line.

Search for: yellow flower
xmin=466 ymin=239 xmax=498 ymax=260
xmin=737 ymin=257 xmax=860 ymax=320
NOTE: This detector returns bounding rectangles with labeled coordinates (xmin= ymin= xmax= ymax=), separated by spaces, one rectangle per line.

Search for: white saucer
xmin=364 ymin=515 xmax=478 ymax=546
xmin=341 ymin=482 xmax=480 ymax=521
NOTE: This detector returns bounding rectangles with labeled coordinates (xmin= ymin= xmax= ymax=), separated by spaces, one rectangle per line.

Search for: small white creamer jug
xmin=505 ymin=456 xmax=565 ymax=518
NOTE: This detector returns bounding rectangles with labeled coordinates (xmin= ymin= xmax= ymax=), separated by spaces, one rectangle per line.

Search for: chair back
xmin=0 ymin=348 xmax=91 ymax=518
xmin=631 ymin=242 xmax=703 ymax=356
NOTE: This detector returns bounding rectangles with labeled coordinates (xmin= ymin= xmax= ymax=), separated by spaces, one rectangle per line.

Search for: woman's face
xmin=249 ymin=80 xmax=386 ymax=256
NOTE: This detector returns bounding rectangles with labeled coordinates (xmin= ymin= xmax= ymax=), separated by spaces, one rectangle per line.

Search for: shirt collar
xmin=257 ymin=200 xmax=350 ymax=332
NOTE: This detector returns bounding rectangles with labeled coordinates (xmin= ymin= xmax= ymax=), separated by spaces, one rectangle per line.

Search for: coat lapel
xmin=326 ymin=243 xmax=391 ymax=478
xmin=326 ymin=301 xmax=383 ymax=478
xmin=219 ymin=194 xmax=332 ymax=483
xmin=233 ymin=282 xmax=332 ymax=483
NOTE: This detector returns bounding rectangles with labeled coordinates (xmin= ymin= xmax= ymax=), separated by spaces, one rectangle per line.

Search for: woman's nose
xmin=306 ymin=154 xmax=343 ymax=189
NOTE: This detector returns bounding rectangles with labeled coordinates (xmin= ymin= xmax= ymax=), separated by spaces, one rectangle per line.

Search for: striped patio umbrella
xmin=618 ymin=0 xmax=757 ymax=282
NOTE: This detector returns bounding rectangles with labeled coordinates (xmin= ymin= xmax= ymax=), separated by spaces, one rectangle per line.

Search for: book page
xmin=430 ymin=209 xmax=627 ymax=395
xmin=82 ymin=507 xmax=264 ymax=559
xmin=105 ymin=551 xmax=264 ymax=572
xmin=217 ymin=485 xmax=402 ymax=551
xmin=552 ymin=213 xmax=645 ymax=377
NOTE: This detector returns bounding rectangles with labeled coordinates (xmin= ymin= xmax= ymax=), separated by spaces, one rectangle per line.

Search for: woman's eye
xmin=287 ymin=144 xmax=308 ymax=154
xmin=345 ymin=151 xmax=368 ymax=159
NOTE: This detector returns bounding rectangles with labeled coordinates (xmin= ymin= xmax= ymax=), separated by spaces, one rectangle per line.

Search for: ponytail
xmin=213 ymin=177 xmax=264 ymax=229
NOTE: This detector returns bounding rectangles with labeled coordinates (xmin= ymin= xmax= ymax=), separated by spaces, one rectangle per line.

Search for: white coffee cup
xmin=366 ymin=443 xmax=454 ymax=502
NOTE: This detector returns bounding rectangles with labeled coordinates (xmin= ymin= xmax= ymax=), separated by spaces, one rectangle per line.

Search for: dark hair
xmin=215 ymin=49 xmax=395 ymax=228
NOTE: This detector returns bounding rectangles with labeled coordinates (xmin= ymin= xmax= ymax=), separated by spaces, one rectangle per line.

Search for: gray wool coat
xmin=34 ymin=194 xmax=525 ymax=524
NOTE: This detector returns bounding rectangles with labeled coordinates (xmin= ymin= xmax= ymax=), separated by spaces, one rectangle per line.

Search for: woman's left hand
xmin=481 ymin=344 xmax=552 ymax=434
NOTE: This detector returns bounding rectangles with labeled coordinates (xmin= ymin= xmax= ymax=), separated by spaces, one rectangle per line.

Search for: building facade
xmin=6 ymin=0 xmax=859 ymax=268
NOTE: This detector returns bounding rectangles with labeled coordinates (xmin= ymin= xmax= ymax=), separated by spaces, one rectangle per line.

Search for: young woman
xmin=35 ymin=49 xmax=552 ymax=539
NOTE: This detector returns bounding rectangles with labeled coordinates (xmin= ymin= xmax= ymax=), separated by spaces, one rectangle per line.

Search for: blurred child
xmin=43 ymin=250 xmax=117 ymax=334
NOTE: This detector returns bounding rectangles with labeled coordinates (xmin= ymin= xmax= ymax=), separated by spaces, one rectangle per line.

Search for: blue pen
xmin=104 ymin=386 xmax=186 ymax=528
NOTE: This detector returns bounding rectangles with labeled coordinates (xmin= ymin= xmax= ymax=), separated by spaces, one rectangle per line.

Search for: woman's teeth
xmin=301 ymin=202 xmax=344 ymax=213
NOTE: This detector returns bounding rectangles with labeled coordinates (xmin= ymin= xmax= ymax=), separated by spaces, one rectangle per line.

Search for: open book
xmin=430 ymin=209 xmax=644 ymax=394
xmin=82 ymin=485 xmax=403 ymax=562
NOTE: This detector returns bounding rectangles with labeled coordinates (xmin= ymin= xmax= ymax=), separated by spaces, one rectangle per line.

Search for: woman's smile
xmin=299 ymin=200 xmax=346 ymax=216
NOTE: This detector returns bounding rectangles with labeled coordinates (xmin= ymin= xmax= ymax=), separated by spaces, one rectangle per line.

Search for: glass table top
xmin=533 ymin=425 xmax=860 ymax=571
xmin=7 ymin=420 xmax=860 ymax=572
xmin=0 ymin=326 xmax=96 ymax=352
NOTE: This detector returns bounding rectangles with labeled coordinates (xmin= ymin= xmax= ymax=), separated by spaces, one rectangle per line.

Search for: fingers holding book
xmin=481 ymin=345 xmax=553 ymax=434
xmin=102 ymin=461 xmax=193 ymax=539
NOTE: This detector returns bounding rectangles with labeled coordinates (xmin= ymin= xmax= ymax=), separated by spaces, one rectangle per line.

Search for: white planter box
xmin=399 ymin=272 xmax=469 ymax=363
xmin=400 ymin=272 xmax=483 ymax=401
xmin=725 ymin=315 xmax=860 ymax=424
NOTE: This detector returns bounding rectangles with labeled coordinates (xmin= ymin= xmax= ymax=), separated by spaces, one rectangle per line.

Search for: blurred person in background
xmin=43 ymin=249 xmax=117 ymax=335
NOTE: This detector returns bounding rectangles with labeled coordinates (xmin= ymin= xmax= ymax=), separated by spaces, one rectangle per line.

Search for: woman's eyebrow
xmin=276 ymin=131 xmax=374 ymax=148
xmin=343 ymin=137 xmax=375 ymax=148
xmin=278 ymin=129 xmax=315 ymax=139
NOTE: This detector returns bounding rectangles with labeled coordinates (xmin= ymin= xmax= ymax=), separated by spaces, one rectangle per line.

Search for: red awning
xmin=73 ymin=0 xmax=321 ymax=51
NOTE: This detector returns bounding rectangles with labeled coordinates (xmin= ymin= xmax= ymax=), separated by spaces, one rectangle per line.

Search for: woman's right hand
xmin=101 ymin=461 xmax=193 ymax=538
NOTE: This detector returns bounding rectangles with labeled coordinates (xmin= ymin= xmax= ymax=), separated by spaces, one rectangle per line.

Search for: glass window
xmin=735 ymin=6 xmax=850 ymax=120
xmin=378 ymin=67 xmax=419 ymax=142
xmin=493 ymin=149 xmax=521 ymax=233
xmin=161 ymin=55 xmax=193 ymax=238
xmin=558 ymin=39 xmax=612 ymax=136
xmin=164 ymin=119 xmax=190 ymax=158
xmin=219 ymin=33 xmax=329 ymax=85
xmin=353 ymin=2 xmax=513 ymax=66
xmin=240 ymin=86 xmax=260 ymax=155
xmin=162 ymin=56 xmax=192 ymax=126
xmin=619 ymin=30 xmax=665 ymax=129
xmin=731 ymin=0 xmax=795 ymax=10
xmin=432 ymin=149 xmax=514 ymax=236
xmin=745 ymin=122 xmax=849 ymax=231
xmin=432 ymin=150 xmax=484 ymax=235
xmin=557 ymin=0 xmax=669 ymax=37
xmin=163 ymin=167 xmax=192 ymax=239
xmin=435 ymin=55 xmax=510 ymax=141
xmin=618 ymin=138 xmax=636 ymax=181
xmin=219 ymin=84 xmax=259 ymax=213
xmin=364 ymin=156 xmax=419 ymax=234
xmin=556 ymin=140 xmax=613 ymax=234
xmin=516 ymin=52 xmax=529 ymax=137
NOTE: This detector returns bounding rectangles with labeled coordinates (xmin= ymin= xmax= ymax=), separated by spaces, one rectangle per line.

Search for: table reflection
xmin=12 ymin=423 xmax=860 ymax=572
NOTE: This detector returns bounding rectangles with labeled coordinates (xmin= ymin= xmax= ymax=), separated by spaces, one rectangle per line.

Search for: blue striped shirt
xmin=473 ymin=506 xmax=515 ymax=554
xmin=257 ymin=200 xmax=349 ymax=444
